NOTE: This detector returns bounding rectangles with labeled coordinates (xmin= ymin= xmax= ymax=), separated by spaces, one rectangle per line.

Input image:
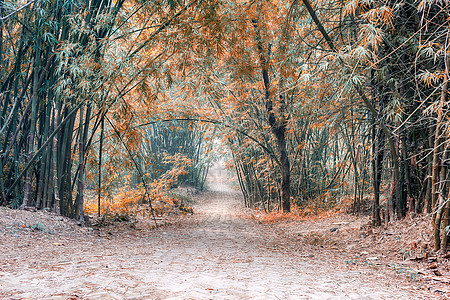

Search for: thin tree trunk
xmin=442 ymin=194 xmax=450 ymax=250
xmin=372 ymin=127 xmax=385 ymax=226
xmin=434 ymin=65 xmax=448 ymax=251
xmin=424 ymin=126 xmax=435 ymax=213
xmin=434 ymin=148 xmax=448 ymax=251
xmin=98 ymin=115 xmax=104 ymax=217
xmin=52 ymin=100 xmax=61 ymax=213
xmin=75 ymin=105 xmax=85 ymax=224
xmin=402 ymin=132 xmax=413 ymax=214
xmin=22 ymin=53 xmax=40 ymax=207
xmin=275 ymin=126 xmax=291 ymax=212
xmin=36 ymin=100 xmax=51 ymax=209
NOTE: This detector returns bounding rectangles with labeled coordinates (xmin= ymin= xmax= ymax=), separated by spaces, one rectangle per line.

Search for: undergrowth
xmin=85 ymin=155 xmax=195 ymax=226
xmin=85 ymin=187 xmax=194 ymax=226
xmin=252 ymin=204 xmax=339 ymax=224
xmin=252 ymin=192 xmax=376 ymax=224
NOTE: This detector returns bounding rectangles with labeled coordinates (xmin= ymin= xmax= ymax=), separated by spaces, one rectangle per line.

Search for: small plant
xmin=346 ymin=259 xmax=359 ymax=265
xmin=9 ymin=196 xmax=21 ymax=209
xmin=390 ymin=263 xmax=420 ymax=281
xmin=32 ymin=222 xmax=45 ymax=231
xmin=400 ymin=249 xmax=412 ymax=260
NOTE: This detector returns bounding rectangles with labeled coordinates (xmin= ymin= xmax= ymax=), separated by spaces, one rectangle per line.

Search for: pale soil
xmin=0 ymin=164 xmax=443 ymax=299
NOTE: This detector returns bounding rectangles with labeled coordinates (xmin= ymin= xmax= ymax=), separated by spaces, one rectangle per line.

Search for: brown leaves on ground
xmin=251 ymin=210 xmax=450 ymax=298
xmin=1 ymin=201 xmax=448 ymax=298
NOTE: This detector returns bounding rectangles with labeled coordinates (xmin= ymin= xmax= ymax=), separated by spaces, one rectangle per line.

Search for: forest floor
xmin=0 ymin=164 xmax=449 ymax=299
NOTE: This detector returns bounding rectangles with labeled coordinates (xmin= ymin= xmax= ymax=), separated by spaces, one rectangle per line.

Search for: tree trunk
xmin=22 ymin=52 xmax=40 ymax=207
xmin=431 ymin=130 xmax=441 ymax=220
xmin=402 ymin=132 xmax=413 ymax=215
xmin=274 ymin=125 xmax=291 ymax=212
xmin=252 ymin=17 xmax=291 ymax=212
xmin=433 ymin=66 xmax=448 ymax=251
xmin=52 ymin=99 xmax=61 ymax=214
xmin=75 ymin=105 xmax=85 ymax=224
xmin=36 ymin=99 xmax=52 ymax=209
xmin=424 ymin=126 xmax=435 ymax=213
xmin=372 ymin=127 xmax=385 ymax=226
xmin=434 ymin=149 xmax=448 ymax=251
xmin=98 ymin=115 xmax=105 ymax=216
xmin=442 ymin=199 xmax=450 ymax=250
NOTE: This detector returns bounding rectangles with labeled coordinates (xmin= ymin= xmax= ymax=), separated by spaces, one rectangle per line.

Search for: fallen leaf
xmin=428 ymin=262 xmax=438 ymax=269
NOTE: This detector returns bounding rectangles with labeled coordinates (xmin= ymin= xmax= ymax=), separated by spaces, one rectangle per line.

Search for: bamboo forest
xmin=1 ymin=0 xmax=450 ymax=298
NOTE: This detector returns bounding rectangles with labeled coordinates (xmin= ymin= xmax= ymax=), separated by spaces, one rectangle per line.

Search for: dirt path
xmin=0 ymin=164 xmax=436 ymax=299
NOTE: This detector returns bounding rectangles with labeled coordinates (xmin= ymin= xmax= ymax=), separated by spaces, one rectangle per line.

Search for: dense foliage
xmin=1 ymin=0 xmax=450 ymax=250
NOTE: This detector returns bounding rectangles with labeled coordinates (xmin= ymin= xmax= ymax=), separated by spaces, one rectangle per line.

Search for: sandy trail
xmin=0 ymin=164 xmax=432 ymax=299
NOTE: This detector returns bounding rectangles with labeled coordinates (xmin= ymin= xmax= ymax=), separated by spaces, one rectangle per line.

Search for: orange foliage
xmin=252 ymin=203 xmax=339 ymax=224
xmin=85 ymin=153 xmax=193 ymax=220
xmin=85 ymin=188 xmax=145 ymax=219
